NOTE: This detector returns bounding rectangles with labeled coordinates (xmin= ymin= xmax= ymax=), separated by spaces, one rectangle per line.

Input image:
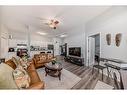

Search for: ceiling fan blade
xmin=34 ymin=16 xmax=60 ymax=30
xmin=35 ymin=17 xmax=49 ymax=21
xmin=44 ymin=23 xmax=49 ymax=25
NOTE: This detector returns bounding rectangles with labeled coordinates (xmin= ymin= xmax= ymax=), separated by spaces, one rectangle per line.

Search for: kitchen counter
xmin=100 ymin=57 xmax=127 ymax=64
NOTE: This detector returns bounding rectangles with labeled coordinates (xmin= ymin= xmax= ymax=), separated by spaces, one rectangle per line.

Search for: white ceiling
xmin=1 ymin=6 xmax=111 ymax=37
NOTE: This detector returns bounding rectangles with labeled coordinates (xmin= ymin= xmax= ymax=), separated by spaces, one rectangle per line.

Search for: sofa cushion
xmin=27 ymin=70 xmax=41 ymax=85
xmin=27 ymin=62 xmax=36 ymax=71
xmin=0 ymin=63 xmax=18 ymax=89
xmin=4 ymin=59 xmax=44 ymax=89
xmin=5 ymin=59 xmax=17 ymax=69
xmin=34 ymin=54 xmax=40 ymax=61
xmin=47 ymin=54 xmax=53 ymax=60
xmin=12 ymin=57 xmax=21 ymax=66
xmin=37 ymin=61 xmax=44 ymax=64
xmin=13 ymin=65 xmax=30 ymax=89
xmin=19 ymin=58 xmax=28 ymax=69
xmin=40 ymin=56 xmax=47 ymax=62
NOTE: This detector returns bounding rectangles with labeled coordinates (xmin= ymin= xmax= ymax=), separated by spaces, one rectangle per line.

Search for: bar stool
xmin=104 ymin=63 xmax=121 ymax=78
xmin=92 ymin=65 xmax=106 ymax=81
xmin=92 ymin=56 xmax=106 ymax=81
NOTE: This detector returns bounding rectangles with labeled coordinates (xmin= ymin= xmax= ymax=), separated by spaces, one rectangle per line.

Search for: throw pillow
xmin=13 ymin=65 xmax=31 ymax=89
xmin=34 ymin=54 xmax=40 ymax=61
xmin=0 ymin=63 xmax=18 ymax=89
xmin=40 ymin=56 xmax=47 ymax=61
xmin=47 ymin=54 xmax=53 ymax=60
xmin=19 ymin=58 xmax=28 ymax=69
xmin=12 ymin=57 xmax=21 ymax=66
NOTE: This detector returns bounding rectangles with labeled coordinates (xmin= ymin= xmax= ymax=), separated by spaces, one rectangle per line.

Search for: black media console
xmin=64 ymin=56 xmax=84 ymax=66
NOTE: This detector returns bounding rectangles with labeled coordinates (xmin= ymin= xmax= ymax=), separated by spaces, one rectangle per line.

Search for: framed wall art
xmin=106 ymin=34 xmax=111 ymax=45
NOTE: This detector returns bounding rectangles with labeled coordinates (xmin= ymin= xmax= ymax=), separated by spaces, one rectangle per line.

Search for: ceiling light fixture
xmin=60 ymin=34 xmax=67 ymax=38
xmin=37 ymin=32 xmax=47 ymax=35
xmin=48 ymin=19 xmax=59 ymax=29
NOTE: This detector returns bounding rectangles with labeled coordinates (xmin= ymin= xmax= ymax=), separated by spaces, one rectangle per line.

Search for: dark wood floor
xmin=58 ymin=56 xmax=115 ymax=89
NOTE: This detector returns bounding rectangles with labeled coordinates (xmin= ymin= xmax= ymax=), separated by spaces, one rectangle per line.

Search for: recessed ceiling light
xmin=60 ymin=34 xmax=67 ymax=38
xmin=37 ymin=32 xmax=47 ymax=35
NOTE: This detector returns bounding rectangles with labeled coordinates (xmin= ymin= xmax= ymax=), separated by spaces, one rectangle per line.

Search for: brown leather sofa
xmin=33 ymin=53 xmax=54 ymax=69
xmin=5 ymin=59 xmax=45 ymax=89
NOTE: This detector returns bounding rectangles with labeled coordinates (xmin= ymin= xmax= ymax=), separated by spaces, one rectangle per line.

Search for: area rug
xmin=94 ymin=80 xmax=114 ymax=90
xmin=37 ymin=68 xmax=81 ymax=89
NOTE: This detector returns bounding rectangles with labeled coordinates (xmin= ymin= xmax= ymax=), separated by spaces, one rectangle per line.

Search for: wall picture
xmin=106 ymin=34 xmax=111 ymax=45
xmin=115 ymin=33 xmax=122 ymax=47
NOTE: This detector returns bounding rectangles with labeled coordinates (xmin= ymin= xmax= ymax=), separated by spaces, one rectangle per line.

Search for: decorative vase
xmin=52 ymin=60 xmax=56 ymax=65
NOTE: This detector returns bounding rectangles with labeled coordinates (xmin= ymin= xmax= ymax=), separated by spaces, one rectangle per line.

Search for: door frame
xmin=1 ymin=36 xmax=8 ymax=58
xmin=86 ymin=32 xmax=101 ymax=67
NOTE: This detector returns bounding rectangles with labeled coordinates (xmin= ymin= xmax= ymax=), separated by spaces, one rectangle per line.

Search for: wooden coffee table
xmin=45 ymin=62 xmax=62 ymax=80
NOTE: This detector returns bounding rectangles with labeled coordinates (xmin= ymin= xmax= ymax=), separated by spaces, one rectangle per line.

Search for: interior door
xmin=54 ymin=42 xmax=60 ymax=56
xmin=88 ymin=37 xmax=95 ymax=66
xmin=1 ymin=37 xmax=8 ymax=58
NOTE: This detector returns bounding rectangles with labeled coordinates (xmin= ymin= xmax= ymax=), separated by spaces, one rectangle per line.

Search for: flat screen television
xmin=69 ymin=47 xmax=81 ymax=57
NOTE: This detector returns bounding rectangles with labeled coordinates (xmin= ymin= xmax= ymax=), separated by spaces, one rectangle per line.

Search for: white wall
xmin=30 ymin=34 xmax=53 ymax=57
xmin=7 ymin=32 xmax=53 ymax=58
xmin=0 ymin=7 xmax=2 ymax=57
xmin=8 ymin=32 xmax=53 ymax=47
xmin=30 ymin=34 xmax=53 ymax=46
xmin=64 ymin=25 xmax=85 ymax=59
xmin=86 ymin=7 xmax=127 ymax=65
xmin=0 ymin=24 xmax=9 ymax=59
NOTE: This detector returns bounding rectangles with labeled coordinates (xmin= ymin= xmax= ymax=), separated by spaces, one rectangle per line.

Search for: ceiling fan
xmin=34 ymin=8 xmax=69 ymax=30
xmin=47 ymin=19 xmax=59 ymax=29
xmin=36 ymin=17 xmax=59 ymax=29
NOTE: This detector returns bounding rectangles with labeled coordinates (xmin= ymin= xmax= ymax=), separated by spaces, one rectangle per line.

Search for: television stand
xmin=64 ymin=56 xmax=84 ymax=66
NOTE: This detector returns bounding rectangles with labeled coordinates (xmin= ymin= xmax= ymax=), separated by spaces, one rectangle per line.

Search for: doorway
xmin=87 ymin=33 xmax=100 ymax=66
xmin=1 ymin=37 xmax=8 ymax=59
xmin=60 ymin=43 xmax=67 ymax=57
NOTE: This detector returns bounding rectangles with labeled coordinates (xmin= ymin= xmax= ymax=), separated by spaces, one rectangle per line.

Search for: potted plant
xmin=52 ymin=58 xmax=57 ymax=65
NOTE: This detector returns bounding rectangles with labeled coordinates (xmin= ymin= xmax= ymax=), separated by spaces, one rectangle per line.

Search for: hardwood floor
xmin=58 ymin=56 xmax=115 ymax=89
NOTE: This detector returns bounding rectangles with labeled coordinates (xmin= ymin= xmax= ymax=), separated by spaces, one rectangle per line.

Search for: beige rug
xmin=37 ymin=68 xmax=81 ymax=89
xmin=94 ymin=80 xmax=114 ymax=90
